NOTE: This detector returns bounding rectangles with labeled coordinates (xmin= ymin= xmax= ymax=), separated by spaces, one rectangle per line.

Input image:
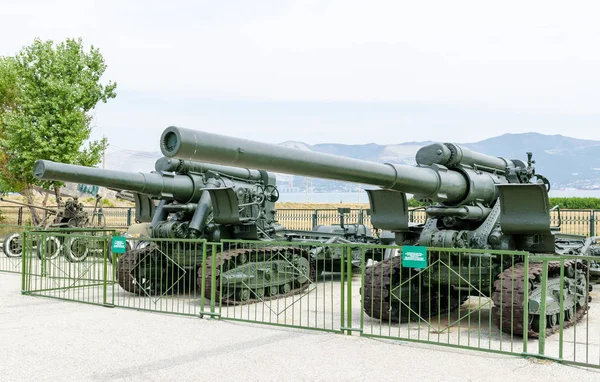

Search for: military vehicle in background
xmin=1 ymin=195 xmax=105 ymax=262
xmin=159 ymin=126 xmax=599 ymax=337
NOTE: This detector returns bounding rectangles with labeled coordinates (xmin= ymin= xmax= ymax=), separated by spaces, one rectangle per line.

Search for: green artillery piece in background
xmin=159 ymin=126 xmax=600 ymax=337
xmin=33 ymin=154 xmax=386 ymax=304
xmin=1 ymin=195 xmax=105 ymax=262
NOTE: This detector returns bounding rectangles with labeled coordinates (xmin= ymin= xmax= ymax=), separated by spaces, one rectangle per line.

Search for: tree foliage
xmin=548 ymin=197 xmax=600 ymax=210
xmin=0 ymin=38 xmax=116 ymax=221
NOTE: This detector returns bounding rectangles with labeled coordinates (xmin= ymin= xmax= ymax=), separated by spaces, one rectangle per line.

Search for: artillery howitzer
xmin=32 ymin=158 xmax=311 ymax=301
xmin=34 ymin=153 xmax=386 ymax=301
xmin=1 ymin=195 xmax=105 ymax=262
xmin=159 ymin=126 xmax=600 ymax=337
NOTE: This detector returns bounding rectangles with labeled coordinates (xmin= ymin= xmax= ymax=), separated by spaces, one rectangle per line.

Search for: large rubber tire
xmin=36 ymin=236 xmax=62 ymax=260
xmin=63 ymin=236 xmax=90 ymax=263
xmin=3 ymin=233 xmax=23 ymax=258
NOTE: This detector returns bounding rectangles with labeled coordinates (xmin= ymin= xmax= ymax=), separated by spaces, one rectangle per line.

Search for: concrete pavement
xmin=1 ymin=272 xmax=599 ymax=381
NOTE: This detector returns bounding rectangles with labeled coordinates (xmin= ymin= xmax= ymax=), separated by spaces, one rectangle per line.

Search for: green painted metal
xmin=17 ymin=233 xmax=600 ymax=369
xmin=157 ymin=127 xmax=598 ymax=350
xmin=559 ymin=260 xmax=565 ymax=359
xmin=346 ymin=246 xmax=353 ymax=335
xmin=538 ymin=260 xmax=549 ymax=355
xmin=161 ymin=127 xmax=473 ymax=204
xmin=522 ymin=258 xmax=529 ymax=354
xmin=103 ymin=240 xmax=108 ymax=306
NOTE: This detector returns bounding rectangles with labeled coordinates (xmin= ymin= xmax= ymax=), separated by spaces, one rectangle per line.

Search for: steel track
xmin=363 ymin=257 xmax=465 ymax=322
xmin=200 ymin=246 xmax=316 ymax=306
xmin=491 ymin=260 xmax=589 ymax=338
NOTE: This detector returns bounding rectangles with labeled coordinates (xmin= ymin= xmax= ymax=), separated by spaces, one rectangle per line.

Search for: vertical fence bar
xmin=340 ymin=249 xmax=345 ymax=332
xmin=360 ymin=248 xmax=365 ymax=335
xmin=585 ymin=260 xmax=590 ymax=365
xmin=210 ymin=243 xmax=217 ymax=318
xmin=538 ymin=260 xmax=549 ymax=356
xmin=20 ymin=231 xmax=28 ymax=293
xmin=558 ymin=259 xmax=565 ymax=360
xmin=522 ymin=254 xmax=529 ymax=354
xmin=103 ymin=238 xmax=108 ymax=306
xmin=346 ymin=246 xmax=353 ymax=335
xmin=200 ymin=242 xmax=207 ymax=315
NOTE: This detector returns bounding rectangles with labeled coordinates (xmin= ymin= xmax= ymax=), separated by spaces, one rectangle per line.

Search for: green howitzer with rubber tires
xmin=1 ymin=195 xmax=105 ymax=262
xmin=160 ymin=125 xmax=600 ymax=337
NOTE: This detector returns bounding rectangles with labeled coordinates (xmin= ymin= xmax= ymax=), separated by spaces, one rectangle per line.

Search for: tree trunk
xmin=23 ymin=187 xmax=41 ymax=226
xmin=52 ymin=184 xmax=61 ymax=207
xmin=52 ymin=184 xmax=62 ymax=225
xmin=42 ymin=189 xmax=50 ymax=206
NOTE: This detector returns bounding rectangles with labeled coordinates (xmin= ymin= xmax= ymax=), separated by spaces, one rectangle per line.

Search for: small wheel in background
xmin=63 ymin=236 xmax=89 ymax=263
xmin=36 ymin=236 xmax=62 ymax=260
xmin=3 ymin=233 xmax=23 ymax=258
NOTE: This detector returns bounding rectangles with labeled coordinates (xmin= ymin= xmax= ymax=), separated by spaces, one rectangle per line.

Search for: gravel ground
xmin=2 ymin=272 xmax=600 ymax=381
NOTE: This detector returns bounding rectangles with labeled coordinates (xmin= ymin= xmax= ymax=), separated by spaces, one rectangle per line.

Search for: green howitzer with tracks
xmin=160 ymin=126 xmax=600 ymax=337
xmin=33 ymin=156 xmax=383 ymax=302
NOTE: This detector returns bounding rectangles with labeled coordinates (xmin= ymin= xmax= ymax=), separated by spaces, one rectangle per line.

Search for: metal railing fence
xmin=1 ymin=208 xmax=598 ymax=237
xmin=522 ymin=254 xmax=599 ymax=368
xmin=18 ymin=233 xmax=600 ymax=369
xmin=0 ymin=206 xmax=134 ymax=227
xmin=275 ymin=209 xmax=599 ymax=237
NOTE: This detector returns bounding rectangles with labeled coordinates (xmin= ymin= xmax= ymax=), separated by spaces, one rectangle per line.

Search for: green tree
xmin=0 ymin=38 xmax=116 ymax=224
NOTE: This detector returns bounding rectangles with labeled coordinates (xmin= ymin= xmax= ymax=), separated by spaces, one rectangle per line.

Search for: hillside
xmin=102 ymin=133 xmax=600 ymax=190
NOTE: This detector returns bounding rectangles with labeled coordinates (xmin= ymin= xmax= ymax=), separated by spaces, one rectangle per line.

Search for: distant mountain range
xmin=104 ymin=133 xmax=600 ymax=190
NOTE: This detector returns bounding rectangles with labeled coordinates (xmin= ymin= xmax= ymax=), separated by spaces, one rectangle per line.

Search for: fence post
xmin=358 ymin=209 xmax=364 ymax=225
xmin=210 ymin=243 xmax=217 ymax=318
xmin=522 ymin=254 xmax=529 ymax=354
xmin=200 ymin=243 xmax=207 ymax=316
xmin=346 ymin=246 xmax=353 ymax=335
xmin=21 ymin=231 xmax=28 ymax=294
xmin=340 ymin=249 xmax=345 ymax=333
xmin=590 ymin=210 xmax=595 ymax=237
xmin=18 ymin=207 xmax=23 ymax=225
xmin=312 ymin=210 xmax=318 ymax=228
xmin=103 ymin=239 xmax=108 ymax=306
xmin=126 ymin=208 xmax=132 ymax=226
xmin=538 ymin=260 xmax=549 ymax=356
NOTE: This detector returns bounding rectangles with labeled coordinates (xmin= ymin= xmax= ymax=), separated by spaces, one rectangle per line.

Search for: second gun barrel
xmin=160 ymin=126 xmax=470 ymax=203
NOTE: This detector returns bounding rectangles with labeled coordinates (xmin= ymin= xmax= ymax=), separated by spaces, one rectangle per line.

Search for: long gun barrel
xmin=0 ymin=197 xmax=59 ymax=213
xmin=34 ymin=160 xmax=200 ymax=202
xmin=160 ymin=126 xmax=513 ymax=205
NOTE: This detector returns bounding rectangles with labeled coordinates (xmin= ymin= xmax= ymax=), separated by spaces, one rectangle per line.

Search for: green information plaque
xmin=111 ymin=236 xmax=128 ymax=254
xmin=401 ymin=245 xmax=427 ymax=269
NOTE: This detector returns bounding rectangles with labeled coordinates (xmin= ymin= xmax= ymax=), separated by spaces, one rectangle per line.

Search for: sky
xmin=2 ymin=0 xmax=600 ymax=151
